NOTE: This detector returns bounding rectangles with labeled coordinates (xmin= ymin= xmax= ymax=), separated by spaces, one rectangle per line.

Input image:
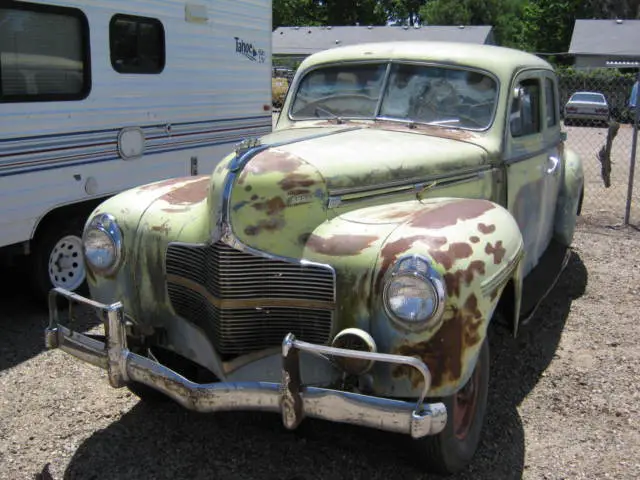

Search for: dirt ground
xmin=1 ymin=223 xmax=639 ymax=480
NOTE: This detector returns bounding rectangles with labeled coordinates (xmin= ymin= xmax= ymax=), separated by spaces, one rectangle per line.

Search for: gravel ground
xmin=1 ymin=225 xmax=639 ymax=480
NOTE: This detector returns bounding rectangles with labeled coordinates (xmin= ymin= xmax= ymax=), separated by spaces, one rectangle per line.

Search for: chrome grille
xmin=165 ymin=241 xmax=335 ymax=357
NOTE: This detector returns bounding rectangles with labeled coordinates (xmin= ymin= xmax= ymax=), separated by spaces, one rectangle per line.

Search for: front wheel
xmin=417 ymin=338 xmax=490 ymax=475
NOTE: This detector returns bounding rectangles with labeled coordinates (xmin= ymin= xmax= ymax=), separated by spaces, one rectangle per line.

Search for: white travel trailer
xmin=0 ymin=0 xmax=273 ymax=300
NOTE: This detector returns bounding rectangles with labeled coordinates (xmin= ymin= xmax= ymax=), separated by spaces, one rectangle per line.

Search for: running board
xmin=519 ymin=240 xmax=571 ymax=326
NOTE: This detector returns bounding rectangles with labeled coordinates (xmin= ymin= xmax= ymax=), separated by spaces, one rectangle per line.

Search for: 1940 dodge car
xmin=45 ymin=41 xmax=584 ymax=474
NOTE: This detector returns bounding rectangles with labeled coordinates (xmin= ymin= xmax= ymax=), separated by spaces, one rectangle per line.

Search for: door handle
xmin=546 ymin=155 xmax=559 ymax=174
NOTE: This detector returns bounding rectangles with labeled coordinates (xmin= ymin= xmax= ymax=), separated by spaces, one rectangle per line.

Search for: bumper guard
xmin=45 ymin=287 xmax=446 ymax=438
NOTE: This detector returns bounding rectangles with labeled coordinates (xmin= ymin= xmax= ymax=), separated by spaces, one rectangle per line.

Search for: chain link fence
xmin=271 ymin=57 xmax=640 ymax=229
xmin=558 ymin=68 xmax=640 ymax=229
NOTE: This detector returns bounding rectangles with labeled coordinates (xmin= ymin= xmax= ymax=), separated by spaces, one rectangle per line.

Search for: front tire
xmin=417 ymin=338 xmax=490 ymax=475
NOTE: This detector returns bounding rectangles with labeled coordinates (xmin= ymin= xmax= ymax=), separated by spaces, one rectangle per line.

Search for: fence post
xmin=624 ymin=72 xmax=640 ymax=225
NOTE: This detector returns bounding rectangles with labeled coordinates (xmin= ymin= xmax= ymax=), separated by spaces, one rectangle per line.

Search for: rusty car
xmin=45 ymin=41 xmax=584 ymax=474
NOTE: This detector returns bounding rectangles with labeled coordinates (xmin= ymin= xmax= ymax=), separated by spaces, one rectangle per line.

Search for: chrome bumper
xmin=45 ymin=287 xmax=447 ymax=438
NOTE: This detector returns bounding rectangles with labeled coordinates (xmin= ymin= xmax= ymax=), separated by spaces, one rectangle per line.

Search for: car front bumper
xmin=45 ymin=287 xmax=447 ymax=439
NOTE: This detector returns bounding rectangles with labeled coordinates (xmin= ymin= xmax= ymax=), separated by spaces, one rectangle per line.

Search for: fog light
xmin=330 ymin=328 xmax=377 ymax=375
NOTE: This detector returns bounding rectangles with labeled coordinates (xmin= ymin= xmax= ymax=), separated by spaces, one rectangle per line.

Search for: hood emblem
xmin=234 ymin=137 xmax=262 ymax=157
xmin=287 ymin=191 xmax=313 ymax=206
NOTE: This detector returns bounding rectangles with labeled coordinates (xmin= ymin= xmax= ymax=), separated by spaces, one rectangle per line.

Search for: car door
xmin=537 ymin=73 xmax=563 ymax=252
xmin=504 ymin=70 xmax=560 ymax=277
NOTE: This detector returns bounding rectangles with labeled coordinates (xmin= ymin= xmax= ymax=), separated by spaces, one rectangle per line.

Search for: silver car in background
xmin=564 ymin=91 xmax=610 ymax=125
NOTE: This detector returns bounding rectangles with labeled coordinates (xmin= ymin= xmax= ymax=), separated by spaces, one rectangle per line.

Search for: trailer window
xmin=110 ymin=14 xmax=165 ymax=74
xmin=0 ymin=2 xmax=90 ymax=103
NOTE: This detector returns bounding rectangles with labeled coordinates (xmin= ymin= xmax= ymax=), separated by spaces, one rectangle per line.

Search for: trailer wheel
xmin=32 ymin=218 xmax=89 ymax=301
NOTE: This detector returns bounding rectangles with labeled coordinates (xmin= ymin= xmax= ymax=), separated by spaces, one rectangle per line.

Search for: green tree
xmin=420 ymin=0 xmax=526 ymax=47
xmin=380 ymin=0 xmax=427 ymax=26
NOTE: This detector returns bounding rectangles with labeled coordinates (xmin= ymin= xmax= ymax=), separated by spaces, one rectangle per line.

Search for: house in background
xmin=273 ymin=25 xmax=495 ymax=60
xmin=569 ymin=19 xmax=640 ymax=69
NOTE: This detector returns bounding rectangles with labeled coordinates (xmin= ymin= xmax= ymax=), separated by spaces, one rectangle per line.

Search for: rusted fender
xmin=301 ymin=197 xmax=524 ymax=399
xmin=554 ymin=146 xmax=584 ymax=246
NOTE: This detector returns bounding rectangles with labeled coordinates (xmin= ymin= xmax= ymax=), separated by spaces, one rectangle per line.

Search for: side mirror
xmin=560 ymin=131 xmax=567 ymax=141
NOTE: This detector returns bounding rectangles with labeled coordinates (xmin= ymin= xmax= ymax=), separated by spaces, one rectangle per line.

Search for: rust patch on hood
xmin=485 ymin=241 xmax=506 ymax=264
xmin=158 ymin=177 xmax=210 ymax=205
xmin=252 ymin=197 xmax=287 ymax=216
xmin=279 ymin=173 xmax=316 ymax=192
xmin=470 ymin=236 xmax=480 ymax=243
xmin=244 ymin=218 xmax=286 ymax=236
xmin=238 ymin=150 xmax=306 ymax=185
xmin=306 ymin=234 xmax=379 ymax=256
xmin=392 ymin=292 xmax=484 ymax=389
xmin=409 ymin=200 xmax=496 ymax=229
xmin=365 ymin=120 xmax=477 ymax=142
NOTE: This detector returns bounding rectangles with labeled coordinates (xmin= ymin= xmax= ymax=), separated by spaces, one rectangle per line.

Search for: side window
xmin=110 ymin=14 xmax=165 ymax=74
xmin=510 ymin=78 xmax=542 ymax=138
xmin=545 ymin=77 xmax=558 ymax=127
xmin=0 ymin=2 xmax=90 ymax=103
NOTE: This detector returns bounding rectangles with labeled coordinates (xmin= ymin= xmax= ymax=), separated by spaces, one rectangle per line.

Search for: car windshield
xmin=570 ymin=93 xmax=606 ymax=104
xmin=289 ymin=62 xmax=499 ymax=130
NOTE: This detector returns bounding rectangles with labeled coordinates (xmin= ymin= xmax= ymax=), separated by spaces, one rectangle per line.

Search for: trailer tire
xmin=31 ymin=217 xmax=89 ymax=302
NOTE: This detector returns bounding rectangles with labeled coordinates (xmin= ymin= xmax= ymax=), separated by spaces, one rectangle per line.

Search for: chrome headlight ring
xmin=82 ymin=213 xmax=123 ymax=275
xmin=382 ymin=254 xmax=446 ymax=332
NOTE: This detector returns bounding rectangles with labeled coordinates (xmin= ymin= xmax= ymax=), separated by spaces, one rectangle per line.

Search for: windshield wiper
xmin=315 ymin=106 xmax=345 ymax=124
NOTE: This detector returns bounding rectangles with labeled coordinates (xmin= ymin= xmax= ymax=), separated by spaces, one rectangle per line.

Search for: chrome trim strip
xmin=328 ymin=165 xmax=491 ymax=197
xmin=327 ymin=169 xmax=489 ymax=209
xmin=166 ymin=274 xmax=335 ymax=310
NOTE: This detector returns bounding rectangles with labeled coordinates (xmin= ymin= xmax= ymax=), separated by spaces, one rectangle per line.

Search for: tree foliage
xmin=272 ymin=0 xmax=640 ymax=55
xmin=419 ymin=0 xmax=525 ymax=47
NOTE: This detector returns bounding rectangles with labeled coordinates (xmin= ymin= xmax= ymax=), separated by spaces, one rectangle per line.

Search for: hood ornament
xmin=234 ymin=137 xmax=262 ymax=157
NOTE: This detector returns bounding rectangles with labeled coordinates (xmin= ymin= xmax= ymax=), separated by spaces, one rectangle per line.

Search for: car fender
xmin=554 ymin=145 xmax=584 ymax=246
xmin=301 ymin=197 xmax=524 ymax=398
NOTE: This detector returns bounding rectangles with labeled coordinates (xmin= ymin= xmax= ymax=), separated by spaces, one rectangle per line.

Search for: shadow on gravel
xmin=0 ymin=259 xmax=49 ymax=372
xmin=63 ymin=251 xmax=587 ymax=480
xmin=0 ymin=259 xmax=100 ymax=372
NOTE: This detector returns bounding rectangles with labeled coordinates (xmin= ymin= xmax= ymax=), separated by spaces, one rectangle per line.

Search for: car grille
xmin=165 ymin=241 xmax=335 ymax=357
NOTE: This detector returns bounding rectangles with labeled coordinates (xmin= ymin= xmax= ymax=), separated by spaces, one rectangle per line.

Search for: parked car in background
xmin=564 ymin=91 xmax=610 ymax=125
xmin=46 ymin=41 xmax=584 ymax=475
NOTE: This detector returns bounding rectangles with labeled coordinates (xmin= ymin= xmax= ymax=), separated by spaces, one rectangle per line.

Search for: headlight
xmin=383 ymin=255 xmax=445 ymax=331
xmin=83 ymin=213 xmax=123 ymax=274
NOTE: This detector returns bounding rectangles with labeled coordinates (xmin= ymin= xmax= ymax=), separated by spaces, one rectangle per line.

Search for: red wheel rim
xmin=452 ymin=356 xmax=481 ymax=440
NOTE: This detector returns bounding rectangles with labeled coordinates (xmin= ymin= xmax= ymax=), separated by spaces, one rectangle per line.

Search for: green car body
xmin=48 ymin=41 xmax=584 ymax=473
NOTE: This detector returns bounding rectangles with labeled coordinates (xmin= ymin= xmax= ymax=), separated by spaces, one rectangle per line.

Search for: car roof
xmin=571 ymin=91 xmax=605 ymax=96
xmin=298 ymin=41 xmax=553 ymax=80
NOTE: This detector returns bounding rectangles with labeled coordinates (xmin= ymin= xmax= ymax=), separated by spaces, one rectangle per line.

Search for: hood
xmin=263 ymin=124 xmax=491 ymax=192
xmin=229 ymin=125 xmax=492 ymax=258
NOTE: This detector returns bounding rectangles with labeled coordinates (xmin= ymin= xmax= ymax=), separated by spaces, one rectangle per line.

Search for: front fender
xmin=303 ymin=197 xmax=524 ymax=398
xmin=374 ymin=198 xmax=524 ymax=398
